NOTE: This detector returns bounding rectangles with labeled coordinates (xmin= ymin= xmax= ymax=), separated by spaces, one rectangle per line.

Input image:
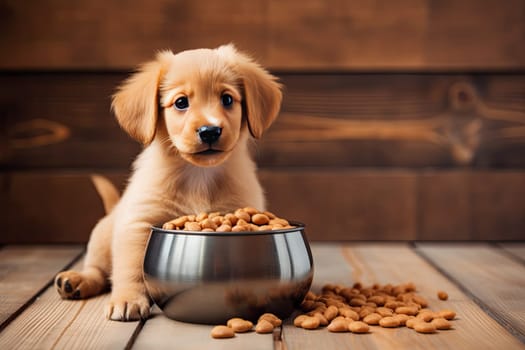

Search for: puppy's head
xmin=112 ymin=44 xmax=282 ymax=167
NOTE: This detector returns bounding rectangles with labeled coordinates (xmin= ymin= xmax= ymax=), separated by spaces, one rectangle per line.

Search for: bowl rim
xmin=151 ymin=221 xmax=305 ymax=237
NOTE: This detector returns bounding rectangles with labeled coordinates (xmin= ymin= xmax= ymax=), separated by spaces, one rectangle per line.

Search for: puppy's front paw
xmin=55 ymin=270 xmax=88 ymax=299
xmin=55 ymin=271 xmax=82 ymax=299
xmin=55 ymin=269 xmax=106 ymax=300
xmin=106 ymin=291 xmax=151 ymax=321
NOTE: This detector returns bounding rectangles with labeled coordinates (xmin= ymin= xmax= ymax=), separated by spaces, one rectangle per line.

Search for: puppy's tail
xmin=91 ymin=174 xmax=120 ymax=214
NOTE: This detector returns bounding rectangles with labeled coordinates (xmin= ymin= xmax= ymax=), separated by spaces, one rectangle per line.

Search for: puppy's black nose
xmin=198 ymin=125 xmax=222 ymax=145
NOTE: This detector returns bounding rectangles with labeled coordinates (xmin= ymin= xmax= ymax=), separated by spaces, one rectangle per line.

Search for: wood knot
xmin=9 ymin=118 xmax=70 ymax=149
xmin=448 ymin=82 xmax=479 ymax=112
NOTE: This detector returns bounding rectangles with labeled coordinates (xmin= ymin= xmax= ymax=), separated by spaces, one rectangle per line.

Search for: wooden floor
xmin=1 ymin=243 xmax=524 ymax=350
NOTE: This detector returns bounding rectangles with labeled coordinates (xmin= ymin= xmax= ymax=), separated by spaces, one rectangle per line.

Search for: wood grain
xmin=268 ymin=0 xmax=525 ymax=70
xmin=1 ymin=170 xmax=417 ymax=242
xmin=0 ymin=0 xmax=523 ymax=70
xmin=2 ymin=170 xmax=525 ymax=243
xmin=417 ymin=171 xmax=525 ymax=241
xmin=260 ymin=170 xmax=418 ymax=241
xmin=133 ymin=307 xmax=274 ymax=350
xmin=282 ymin=244 xmax=525 ymax=350
xmin=264 ymin=74 xmax=525 ymax=168
xmin=0 ymin=0 xmax=267 ymax=70
xmin=499 ymin=243 xmax=525 ymax=263
xmin=0 ymin=245 xmax=82 ymax=329
xmin=1 ymin=244 xmax=524 ymax=349
xmin=0 ymin=174 xmax=7 ymax=237
xmin=0 ymin=259 xmax=140 ymax=350
xmin=417 ymin=172 xmax=471 ymax=240
xmin=2 ymin=73 xmax=523 ymax=169
xmin=470 ymin=173 xmax=525 ymax=240
xmin=416 ymin=243 xmax=525 ymax=342
xmin=3 ymin=172 xmax=128 ymax=244
xmin=1 ymin=72 xmax=139 ymax=170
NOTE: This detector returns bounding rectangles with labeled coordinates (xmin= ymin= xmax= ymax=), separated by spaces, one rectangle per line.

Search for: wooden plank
xmin=4 ymin=170 xmax=525 ymax=243
xmin=133 ymin=307 xmax=273 ymax=350
xmin=281 ymin=243 xmax=524 ymax=350
xmin=2 ymin=170 xmax=417 ymax=243
xmin=261 ymin=170 xmax=418 ymax=241
xmin=470 ymin=173 xmax=525 ymax=240
xmin=0 ymin=174 xmax=7 ymax=237
xmin=0 ymin=245 xmax=83 ymax=329
xmin=417 ymin=171 xmax=525 ymax=241
xmin=268 ymin=0 xmax=525 ymax=70
xmin=423 ymin=0 xmax=525 ymax=70
xmin=1 ymin=0 xmax=523 ymax=70
xmin=267 ymin=0 xmax=427 ymax=70
xmin=3 ymin=172 xmax=128 ymax=244
xmin=0 ymin=258 xmax=140 ymax=350
xmin=263 ymin=74 xmax=525 ymax=168
xmin=0 ymin=0 xmax=267 ymax=70
xmin=499 ymin=243 xmax=525 ymax=263
xmin=2 ymin=73 xmax=524 ymax=169
xmin=417 ymin=172 xmax=470 ymax=240
xmin=416 ymin=243 xmax=525 ymax=341
xmin=1 ymin=72 xmax=140 ymax=170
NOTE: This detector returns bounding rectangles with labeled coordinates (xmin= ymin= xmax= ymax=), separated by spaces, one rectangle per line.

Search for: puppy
xmin=55 ymin=44 xmax=282 ymax=321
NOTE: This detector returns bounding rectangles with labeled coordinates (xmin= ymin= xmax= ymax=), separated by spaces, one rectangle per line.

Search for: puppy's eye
xmin=221 ymin=94 xmax=234 ymax=107
xmin=174 ymin=96 xmax=189 ymax=110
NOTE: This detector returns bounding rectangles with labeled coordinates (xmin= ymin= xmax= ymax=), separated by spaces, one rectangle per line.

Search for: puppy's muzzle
xmin=198 ymin=125 xmax=222 ymax=145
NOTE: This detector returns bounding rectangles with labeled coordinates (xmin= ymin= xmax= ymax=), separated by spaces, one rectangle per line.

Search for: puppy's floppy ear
xmin=111 ymin=51 xmax=172 ymax=144
xmin=218 ymin=44 xmax=282 ymax=139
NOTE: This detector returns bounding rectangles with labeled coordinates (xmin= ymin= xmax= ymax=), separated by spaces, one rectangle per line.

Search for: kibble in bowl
xmin=143 ymin=208 xmax=313 ymax=324
xmin=161 ymin=207 xmax=296 ymax=232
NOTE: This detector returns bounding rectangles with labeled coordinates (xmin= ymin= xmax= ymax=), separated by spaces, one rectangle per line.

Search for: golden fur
xmin=55 ymin=44 xmax=282 ymax=321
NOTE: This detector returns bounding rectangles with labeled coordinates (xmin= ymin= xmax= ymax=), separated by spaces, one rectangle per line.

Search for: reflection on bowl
xmin=143 ymin=223 xmax=313 ymax=324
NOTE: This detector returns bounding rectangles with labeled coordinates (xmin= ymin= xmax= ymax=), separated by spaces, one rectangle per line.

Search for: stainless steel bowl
xmin=143 ymin=223 xmax=313 ymax=324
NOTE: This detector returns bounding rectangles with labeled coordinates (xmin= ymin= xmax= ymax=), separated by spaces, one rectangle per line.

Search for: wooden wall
xmin=1 ymin=0 xmax=524 ymax=242
xmin=1 ymin=0 xmax=524 ymax=70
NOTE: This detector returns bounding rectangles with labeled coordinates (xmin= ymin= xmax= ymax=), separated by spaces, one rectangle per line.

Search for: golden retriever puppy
xmin=54 ymin=44 xmax=282 ymax=321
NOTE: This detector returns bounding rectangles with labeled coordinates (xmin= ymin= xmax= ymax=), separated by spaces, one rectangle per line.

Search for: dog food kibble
xmin=255 ymin=319 xmax=274 ymax=334
xmin=431 ymin=317 xmax=452 ymax=330
xmin=162 ymin=208 xmax=295 ymax=232
xmin=301 ymin=316 xmax=321 ymax=329
xmin=259 ymin=313 xmax=282 ymax=327
xmin=327 ymin=318 xmax=350 ymax=332
xmin=414 ymin=322 xmax=437 ymax=334
xmin=395 ymin=306 xmax=418 ymax=316
xmin=416 ymin=310 xmax=435 ymax=322
xmin=405 ymin=317 xmax=420 ymax=329
xmin=437 ymin=290 xmax=449 ymax=300
xmin=294 ymin=314 xmax=309 ymax=327
xmin=226 ymin=317 xmax=243 ymax=328
xmin=211 ymin=325 xmax=235 ymax=339
xmin=376 ymin=307 xmax=394 ymax=317
xmin=348 ymin=321 xmax=370 ymax=333
xmin=379 ymin=316 xmax=400 ymax=328
xmin=312 ymin=312 xmax=329 ymax=326
xmin=251 ymin=213 xmax=270 ymax=225
xmin=292 ymin=281 xmax=458 ymax=335
xmin=363 ymin=312 xmax=382 ymax=325
xmin=438 ymin=309 xmax=456 ymax=320
xmin=212 ymin=281 xmax=458 ymax=340
xmin=339 ymin=308 xmax=359 ymax=321
xmin=394 ymin=314 xmax=412 ymax=326
xmin=227 ymin=318 xmax=253 ymax=333
xmin=211 ymin=314 xmax=281 ymax=339
xmin=184 ymin=221 xmax=201 ymax=231
xmin=324 ymin=305 xmax=339 ymax=321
